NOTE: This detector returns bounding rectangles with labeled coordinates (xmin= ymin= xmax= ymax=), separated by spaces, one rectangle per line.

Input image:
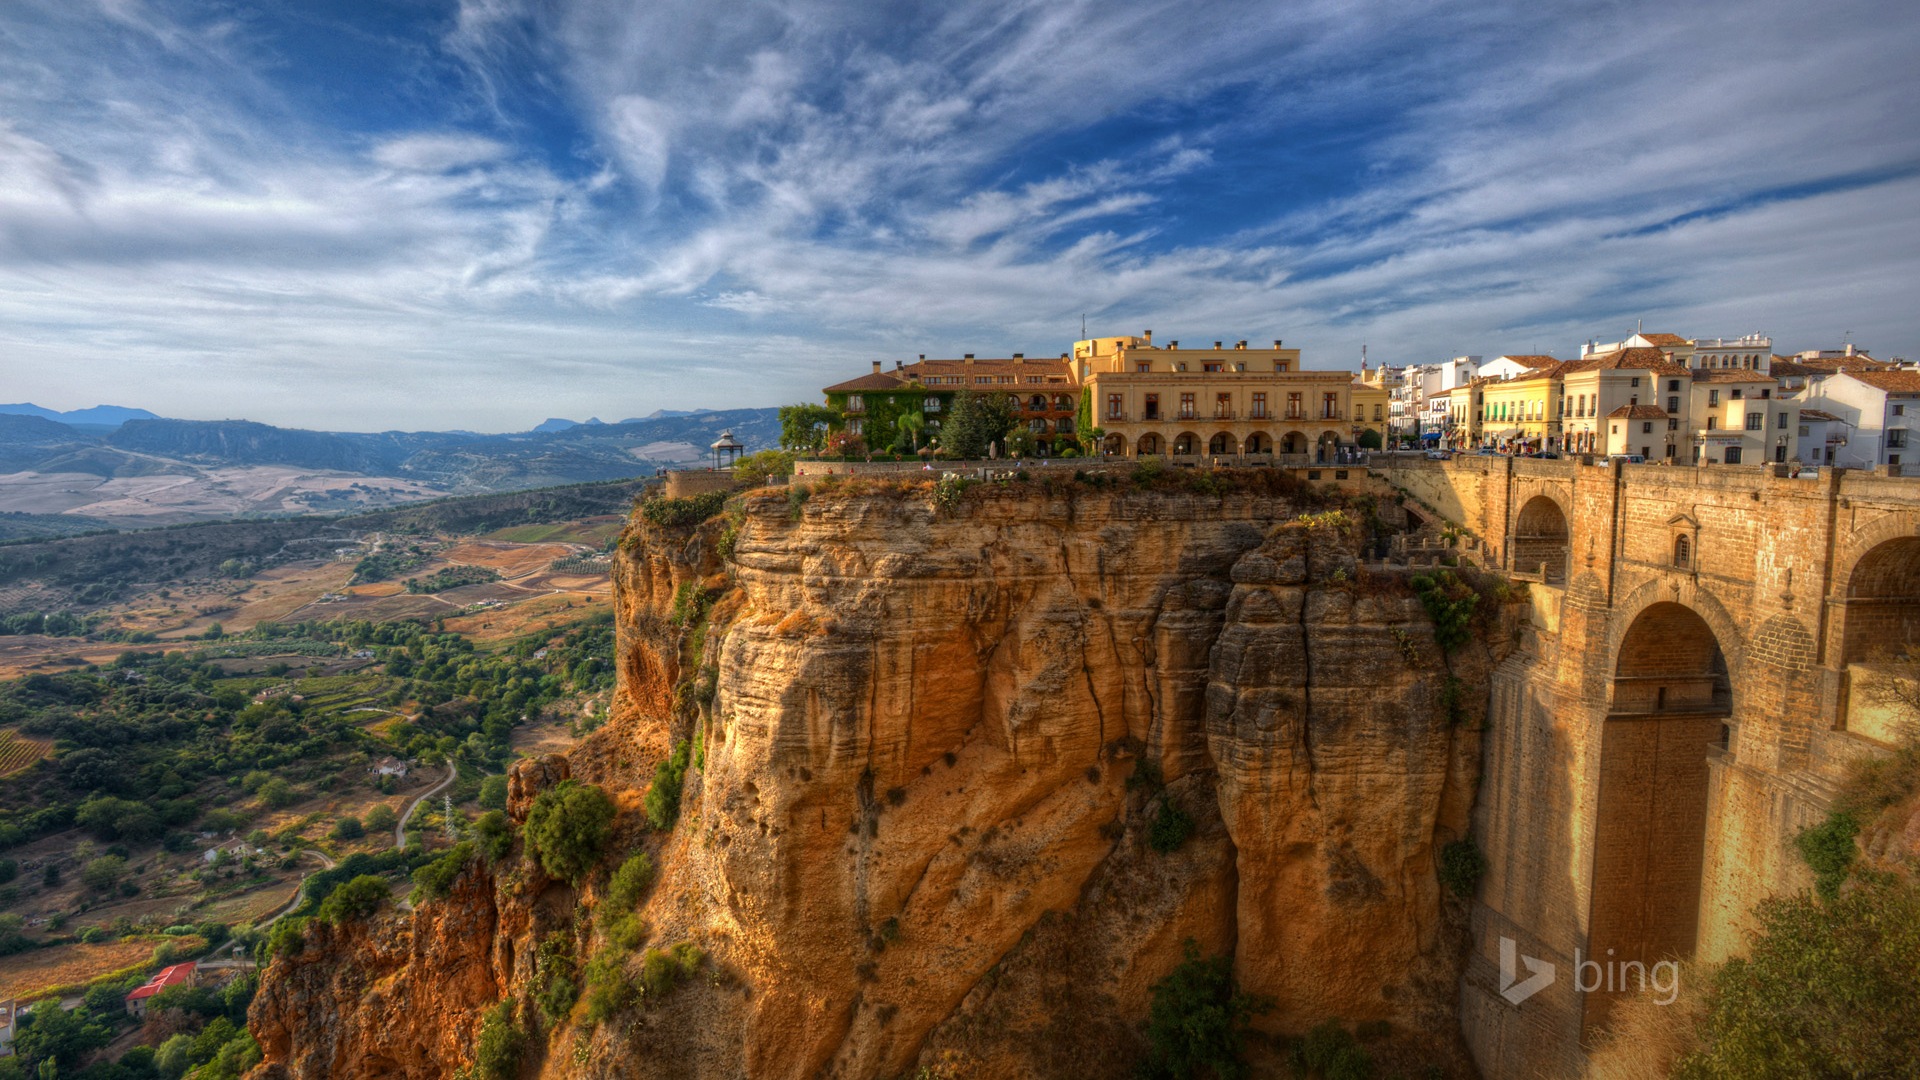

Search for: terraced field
xmin=0 ymin=727 xmax=52 ymax=778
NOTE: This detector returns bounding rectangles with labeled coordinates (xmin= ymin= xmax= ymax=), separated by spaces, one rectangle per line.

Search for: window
xmin=1642 ymin=421 xmax=1654 ymax=434
xmin=1235 ymin=362 xmax=1246 ymax=372
xmin=1203 ymin=362 xmax=1223 ymax=373
xmin=976 ymin=376 xmax=992 ymax=384
xmin=846 ymin=395 xmax=865 ymax=413
xmin=1777 ymin=412 xmax=1789 ymax=429
xmin=1136 ymin=362 xmax=1151 ymax=373
xmin=1251 ymin=392 xmax=1267 ymax=419
xmin=1106 ymin=393 xmax=1124 ymax=420
xmin=1760 ymin=388 xmax=1771 ymax=399
xmin=1215 ymin=392 xmax=1233 ymax=419
xmin=1745 ymin=412 xmax=1762 ymax=431
xmin=1144 ymin=393 xmax=1160 ymax=420
xmin=1669 ymin=419 xmax=1679 ymax=431
xmin=1709 ymin=390 xmax=1719 ymax=406
xmin=1669 ymin=396 xmax=1680 ymax=413
xmin=847 ymin=417 xmax=863 ymax=434
xmin=1707 ymin=417 xmax=1718 ymax=430
xmin=1894 ymin=455 xmax=1904 ymax=466
xmin=1631 ymin=377 xmax=1641 ymax=387
xmin=1322 ymin=392 xmax=1338 ymax=419
xmin=1725 ymin=447 xmax=1743 ymax=464
xmin=1897 ymin=404 xmax=1908 ymax=417
xmin=1668 ymin=380 xmax=1680 ymax=392
xmin=1179 ymin=392 xmax=1196 ymax=419
xmin=1273 ymin=360 xmax=1290 ymax=372
xmin=1354 ymin=404 xmax=1364 ymax=421
xmin=1287 ymin=392 xmax=1303 ymax=418
xmin=1611 ymin=424 xmax=1619 ymax=435
xmin=924 ymin=397 xmax=941 ymax=412
xmin=1373 ymin=404 xmax=1383 ymax=421
xmin=1674 ymin=534 xmax=1691 ymax=569
xmin=1890 ymin=430 xmax=1908 ymax=449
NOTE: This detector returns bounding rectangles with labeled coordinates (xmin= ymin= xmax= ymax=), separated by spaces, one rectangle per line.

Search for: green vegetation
xmin=1147 ymin=800 xmax=1194 ymax=853
xmin=350 ymin=544 xmax=430 ymax=584
xmin=644 ymin=740 xmax=693 ymax=831
xmin=1439 ymin=837 xmax=1487 ymax=898
xmin=523 ymin=781 xmax=616 ymax=884
xmin=1139 ymin=939 xmax=1273 ymax=1080
xmin=315 ymin=874 xmax=390 ymax=923
xmin=778 ymin=403 xmax=838 ymax=451
xmin=938 ymin=390 xmax=1017 ymax=459
xmin=474 ymin=1000 xmax=524 ymax=1080
xmin=1410 ymin=570 xmax=1480 ymax=654
xmin=639 ymin=488 xmax=733 ymax=531
xmin=638 ymin=941 xmax=705 ymax=999
xmin=410 ymin=841 xmax=477 ymax=903
xmin=1289 ymin=1021 xmax=1375 ymax=1080
xmin=606 ymin=852 xmax=656 ymax=912
xmin=1676 ymin=872 xmax=1920 ymax=1078
xmin=1793 ymin=809 xmax=1859 ymax=899
xmin=404 ymin=564 xmax=502 ymax=593
xmin=581 ymin=947 xmax=635 ymax=1024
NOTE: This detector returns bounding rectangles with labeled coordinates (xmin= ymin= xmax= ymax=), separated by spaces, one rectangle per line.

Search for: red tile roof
xmin=127 ymin=962 xmax=196 ymax=1002
xmin=1637 ymin=333 xmax=1690 ymax=346
xmin=1692 ymin=370 xmax=1776 ymax=384
xmin=1841 ymin=370 xmax=1920 ymax=394
xmin=1498 ymin=354 xmax=1562 ymax=369
xmin=1607 ymin=405 xmax=1670 ymax=419
xmin=823 ymin=358 xmax=1075 ymax=395
xmin=1799 ymin=408 xmax=1843 ymax=422
xmin=1568 ymin=348 xmax=1690 ymax=377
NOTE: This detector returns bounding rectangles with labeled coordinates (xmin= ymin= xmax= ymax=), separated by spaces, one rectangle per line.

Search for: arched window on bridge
xmin=1673 ymin=534 xmax=1691 ymax=570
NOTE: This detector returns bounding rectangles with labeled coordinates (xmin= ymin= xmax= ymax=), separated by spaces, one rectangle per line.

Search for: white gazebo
xmin=710 ymin=430 xmax=745 ymax=470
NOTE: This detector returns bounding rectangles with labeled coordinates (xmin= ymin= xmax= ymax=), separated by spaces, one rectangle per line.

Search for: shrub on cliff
xmin=410 ymin=840 xmax=476 ymax=904
xmin=474 ymin=1001 xmax=523 ymax=1080
xmin=1140 ymin=939 xmax=1273 ymax=1080
xmin=1439 ymin=837 xmax=1487 ymax=898
xmin=644 ymin=741 xmax=693 ymax=831
xmin=1410 ymin=570 xmax=1479 ymax=654
xmin=638 ymin=941 xmax=706 ymax=1000
xmin=473 ymin=810 xmax=513 ymax=863
xmin=1794 ymin=809 xmax=1859 ymax=899
xmin=1290 ymin=1021 xmax=1374 ymax=1080
xmin=1147 ymin=800 xmax=1194 ymax=853
xmin=607 ymin=853 xmax=656 ymax=911
xmin=640 ymin=489 xmax=732 ymax=529
xmin=1674 ymin=873 xmax=1920 ymax=1079
xmin=582 ymin=948 xmax=635 ymax=1024
xmin=524 ymin=781 xmax=616 ymax=885
xmin=315 ymin=874 xmax=390 ymax=923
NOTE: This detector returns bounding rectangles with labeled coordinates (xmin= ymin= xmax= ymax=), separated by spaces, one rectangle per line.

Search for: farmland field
xmin=0 ymin=937 xmax=180 ymax=1002
xmin=0 ymin=728 xmax=52 ymax=777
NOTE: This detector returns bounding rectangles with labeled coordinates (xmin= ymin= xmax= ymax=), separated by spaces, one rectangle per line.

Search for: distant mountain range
xmin=0 ymin=405 xmax=779 ymax=525
xmin=0 ymin=403 xmax=161 ymax=430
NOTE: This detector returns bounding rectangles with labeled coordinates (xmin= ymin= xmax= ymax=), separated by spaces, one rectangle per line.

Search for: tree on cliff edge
xmin=523 ymin=780 xmax=615 ymax=885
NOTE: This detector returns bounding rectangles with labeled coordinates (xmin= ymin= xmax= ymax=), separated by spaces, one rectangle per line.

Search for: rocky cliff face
xmin=246 ymin=476 xmax=1513 ymax=1079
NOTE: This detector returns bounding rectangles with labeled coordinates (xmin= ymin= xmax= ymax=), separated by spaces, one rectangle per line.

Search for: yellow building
xmin=1076 ymin=332 xmax=1382 ymax=461
xmin=1560 ymin=348 xmax=1693 ymax=459
xmin=1477 ymin=366 xmax=1565 ymax=452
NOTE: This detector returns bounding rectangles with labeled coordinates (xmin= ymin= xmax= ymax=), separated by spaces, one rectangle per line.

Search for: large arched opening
xmin=1173 ymin=431 xmax=1198 ymax=456
xmin=1136 ymin=432 xmax=1164 ymax=456
xmin=1281 ymin=430 xmax=1309 ymax=455
xmin=1587 ymin=602 xmax=1729 ymax=1036
xmin=1839 ymin=536 xmax=1920 ymax=742
xmin=1512 ymin=496 xmax=1570 ymax=584
xmin=1208 ymin=432 xmax=1238 ymax=455
xmin=1244 ymin=431 xmax=1273 ymax=454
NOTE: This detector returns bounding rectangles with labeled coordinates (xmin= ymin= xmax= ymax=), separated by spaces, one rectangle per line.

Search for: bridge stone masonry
xmin=1374 ymin=455 xmax=1920 ymax=1078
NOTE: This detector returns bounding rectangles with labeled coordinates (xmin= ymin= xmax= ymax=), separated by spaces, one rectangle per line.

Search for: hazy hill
xmin=0 ymin=403 xmax=160 ymax=428
xmin=110 ymin=419 xmax=384 ymax=472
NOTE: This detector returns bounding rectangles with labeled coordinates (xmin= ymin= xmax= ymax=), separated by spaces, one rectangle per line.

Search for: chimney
xmin=1214 ymin=341 xmax=1223 ymax=349
xmin=1274 ymin=340 xmax=1283 ymax=349
xmin=1143 ymin=329 xmax=1153 ymax=343
xmin=1236 ymin=340 xmax=1247 ymax=350
xmin=1013 ymin=353 xmax=1024 ymax=360
xmin=1169 ymin=340 xmax=1179 ymax=349
xmin=1846 ymin=343 xmax=1856 ymax=356
xmin=919 ymin=354 xmax=926 ymax=360
xmin=964 ymin=353 xmax=974 ymax=359
xmin=895 ymin=360 xmax=903 ymax=371
xmin=871 ymin=361 xmax=881 ymax=374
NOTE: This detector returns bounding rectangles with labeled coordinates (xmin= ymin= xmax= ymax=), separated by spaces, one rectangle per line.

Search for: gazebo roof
xmin=709 ymin=430 xmax=744 ymax=451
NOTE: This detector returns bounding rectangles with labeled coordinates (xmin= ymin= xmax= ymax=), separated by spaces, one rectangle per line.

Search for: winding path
xmin=396 ymin=762 xmax=458 ymax=848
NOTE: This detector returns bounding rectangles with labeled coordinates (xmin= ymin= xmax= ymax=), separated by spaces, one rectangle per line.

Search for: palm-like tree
xmin=896 ymin=410 xmax=926 ymax=452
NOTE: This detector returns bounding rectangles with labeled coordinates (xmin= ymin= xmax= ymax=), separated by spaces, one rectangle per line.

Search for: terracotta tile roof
xmin=1607 ymin=405 xmax=1670 ymax=419
xmin=1692 ymin=370 xmax=1777 ymax=384
xmin=127 ymin=962 xmax=197 ymax=1002
xmin=822 ymin=371 xmax=911 ymax=393
xmin=1842 ymin=370 xmax=1920 ymax=394
xmin=1565 ymin=348 xmax=1689 ymax=377
xmin=1637 ymin=333 xmax=1690 ymax=346
xmin=1769 ymin=359 xmax=1822 ymax=378
xmin=1497 ymin=354 xmax=1562 ymax=369
xmin=822 ymin=357 xmax=1076 ymax=395
xmin=1799 ymin=408 xmax=1843 ymax=422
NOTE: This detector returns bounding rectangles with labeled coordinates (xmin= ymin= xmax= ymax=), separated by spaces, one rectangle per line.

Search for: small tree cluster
xmin=524 ymin=781 xmax=616 ymax=884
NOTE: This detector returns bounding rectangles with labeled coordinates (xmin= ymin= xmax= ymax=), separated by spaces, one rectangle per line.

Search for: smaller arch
xmin=1101 ymin=432 xmax=1128 ymax=456
xmin=1028 ymin=393 xmax=1047 ymax=411
xmin=1208 ymin=432 xmax=1238 ymax=455
xmin=1173 ymin=431 xmax=1199 ymax=455
xmin=1281 ymin=430 xmax=1309 ymax=455
xmin=1244 ymin=431 xmax=1273 ymax=454
xmin=1512 ymin=495 xmax=1569 ymax=584
xmin=1136 ymin=432 xmax=1164 ymax=455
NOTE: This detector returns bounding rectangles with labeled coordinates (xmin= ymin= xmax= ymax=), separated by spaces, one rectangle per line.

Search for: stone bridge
xmin=1373 ymin=456 xmax=1920 ymax=1078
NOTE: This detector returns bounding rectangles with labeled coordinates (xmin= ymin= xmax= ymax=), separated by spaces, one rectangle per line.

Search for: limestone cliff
xmin=246 ymin=475 xmax=1514 ymax=1079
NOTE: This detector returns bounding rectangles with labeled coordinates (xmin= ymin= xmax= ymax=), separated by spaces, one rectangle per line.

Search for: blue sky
xmin=2 ymin=0 xmax=1917 ymax=431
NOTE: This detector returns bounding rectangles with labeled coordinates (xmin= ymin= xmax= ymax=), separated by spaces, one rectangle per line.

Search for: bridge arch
xmin=1511 ymin=495 xmax=1570 ymax=584
xmin=1832 ymin=527 xmax=1920 ymax=741
xmin=1586 ymin=600 xmax=1730 ymax=1035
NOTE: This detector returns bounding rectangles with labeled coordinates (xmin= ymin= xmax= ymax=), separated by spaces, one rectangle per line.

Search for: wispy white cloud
xmin=0 ymin=0 xmax=1915 ymax=431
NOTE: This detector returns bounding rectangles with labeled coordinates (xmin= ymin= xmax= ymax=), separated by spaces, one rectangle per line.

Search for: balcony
xmin=1177 ymin=410 xmax=1197 ymax=421
xmin=1105 ymin=412 xmax=1127 ymax=423
xmin=1250 ymin=408 xmax=1270 ymax=420
xmin=1212 ymin=410 xmax=1235 ymax=421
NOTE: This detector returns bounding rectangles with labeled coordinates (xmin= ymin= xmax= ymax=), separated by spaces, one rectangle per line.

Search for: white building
xmin=1796 ymin=370 xmax=1920 ymax=468
xmin=1796 ymin=408 xmax=1848 ymax=466
xmin=1689 ymin=334 xmax=1772 ymax=374
xmin=1477 ymin=354 xmax=1561 ymax=381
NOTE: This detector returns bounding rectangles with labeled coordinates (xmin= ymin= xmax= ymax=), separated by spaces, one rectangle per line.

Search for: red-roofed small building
xmin=125 ymin=962 xmax=198 ymax=1018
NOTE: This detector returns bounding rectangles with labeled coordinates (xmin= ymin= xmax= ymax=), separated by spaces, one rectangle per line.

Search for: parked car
xmin=1424 ymin=450 xmax=1451 ymax=460
xmin=1606 ymin=453 xmax=1646 ymax=465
